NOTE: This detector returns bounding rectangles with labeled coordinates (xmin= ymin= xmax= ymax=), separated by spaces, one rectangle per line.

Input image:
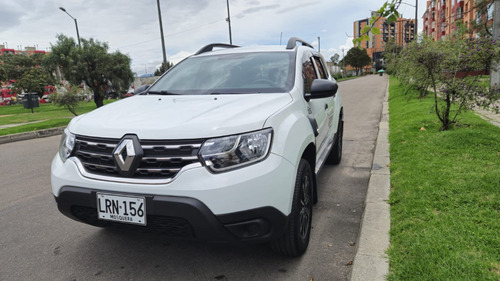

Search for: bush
xmin=388 ymin=36 xmax=500 ymax=130
xmin=50 ymin=85 xmax=90 ymax=116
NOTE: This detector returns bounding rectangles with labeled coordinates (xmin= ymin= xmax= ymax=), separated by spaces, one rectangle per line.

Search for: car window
xmin=149 ymin=52 xmax=295 ymax=95
xmin=302 ymin=54 xmax=318 ymax=94
xmin=312 ymin=56 xmax=328 ymax=79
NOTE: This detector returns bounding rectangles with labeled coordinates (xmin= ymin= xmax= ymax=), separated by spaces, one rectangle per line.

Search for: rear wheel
xmin=271 ymin=159 xmax=313 ymax=257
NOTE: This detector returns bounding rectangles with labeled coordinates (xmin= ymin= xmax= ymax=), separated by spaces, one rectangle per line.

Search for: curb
xmin=0 ymin=127 xmax=65 ymax=144
xmin=350 ymin=80 xmax=391 ymax=280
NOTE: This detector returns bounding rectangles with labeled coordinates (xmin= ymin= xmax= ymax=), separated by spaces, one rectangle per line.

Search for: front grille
xmin=73 ymin=135 xmax=204 ymax=179
xmin=71 ymin=206 xmax=196 ymax=238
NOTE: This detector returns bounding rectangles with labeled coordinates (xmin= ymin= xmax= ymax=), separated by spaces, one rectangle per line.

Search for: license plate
xmin=97 ymin=193 xmax=146 ymax=226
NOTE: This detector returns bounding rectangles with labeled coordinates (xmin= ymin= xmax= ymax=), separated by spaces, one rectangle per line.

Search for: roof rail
xmin=286 ymin=37 xmax=314 ymax=50
xmin=195 ymin=43 xmax=239 ymax=55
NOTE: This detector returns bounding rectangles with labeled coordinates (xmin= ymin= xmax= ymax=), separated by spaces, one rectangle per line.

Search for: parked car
xmin=51 ymin=37 xmax=343 ymax=256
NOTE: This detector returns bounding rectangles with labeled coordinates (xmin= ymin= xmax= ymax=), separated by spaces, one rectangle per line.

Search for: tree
xmin=470 ymin=0 xmax=495 ymax=37
xmin=330 ymin=54 xmax=340 ymax=65
xmin=353 ymin=0 xmax=403 ymax=46
xmin=50 ymin=85 xmax=82 ymax=116
xmin=389 ymin=36 xmax=500 ymax=130
xmin=46 ymin=34 xmax=134 ymax=108
xmin=0 ymin=53 xmax=47 ymax=82
xmin=154 ymin=61 xmax=173 ymax=76
xmin=15 ymin=67 xmax=55 ymax=96
xmin=343 ymin=47 xmax=372 ymax=75
xmin=384 ymin=39 xmax=430 ymax=98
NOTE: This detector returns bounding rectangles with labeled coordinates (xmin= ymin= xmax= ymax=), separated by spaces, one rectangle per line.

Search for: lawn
xmin=0 ymin=100 xmax=115 ymax=136
xmin=387 ymin=77 xmax=500 ymax=280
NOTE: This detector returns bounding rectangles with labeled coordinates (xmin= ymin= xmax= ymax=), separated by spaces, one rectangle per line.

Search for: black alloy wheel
xmin=271 ymin=159 xmax=313 ymax=257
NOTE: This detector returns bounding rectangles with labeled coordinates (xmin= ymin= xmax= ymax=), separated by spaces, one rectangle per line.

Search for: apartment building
xmin=422 ymin=0 xmax=495 ymax=40
xmin=353 ymin=12 xmax=416 ymax=70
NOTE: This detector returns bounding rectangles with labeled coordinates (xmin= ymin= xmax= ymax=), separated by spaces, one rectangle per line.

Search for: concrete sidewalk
xmin=350 ymin=80 xmax=391 ymax=281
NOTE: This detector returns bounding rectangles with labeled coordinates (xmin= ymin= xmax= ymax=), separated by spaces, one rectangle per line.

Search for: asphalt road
xmin=0 ymin=75 xmax=388 ymax=281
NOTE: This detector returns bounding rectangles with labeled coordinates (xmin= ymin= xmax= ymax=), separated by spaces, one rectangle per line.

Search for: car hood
xmin=68 ymin=94 xmax=293 ymax=139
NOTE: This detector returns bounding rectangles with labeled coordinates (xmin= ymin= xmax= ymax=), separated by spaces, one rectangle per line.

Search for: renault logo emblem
xmin=114 ymin=139 xmax=136 ymax=171
xmin=112 ymin=135 xmax=143 ymax=176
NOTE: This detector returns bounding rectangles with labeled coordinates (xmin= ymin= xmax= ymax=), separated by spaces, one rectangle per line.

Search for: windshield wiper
xmin=147 ymin=90 xmax=180 ymax=95
xmin=209 ymin=92 xmax=247 ymax=95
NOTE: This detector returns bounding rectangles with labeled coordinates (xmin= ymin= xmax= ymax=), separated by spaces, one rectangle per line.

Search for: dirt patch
xmin=0 ymin=115 xmax=14 ymax=118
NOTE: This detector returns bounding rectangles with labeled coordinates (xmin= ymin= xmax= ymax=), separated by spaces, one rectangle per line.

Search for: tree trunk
xmin=92 ymin=87 xmax=104 ymax=108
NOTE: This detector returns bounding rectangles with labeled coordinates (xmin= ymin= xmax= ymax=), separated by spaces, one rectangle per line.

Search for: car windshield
xmin=148 ymin=52 xmax=295 ymax=95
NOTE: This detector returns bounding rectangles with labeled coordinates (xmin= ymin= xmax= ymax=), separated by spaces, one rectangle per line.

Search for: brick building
xmin=422 ymin=0 xmax=494 ymax=40
xmin=353 ymin=12 xmax=416 ymax=71
xmin=0 ymin=45 xmax=47 ymax=56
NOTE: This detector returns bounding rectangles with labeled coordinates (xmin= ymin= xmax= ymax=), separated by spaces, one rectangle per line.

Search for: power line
xmin=115 ymin=20 xmax=223 ymax=50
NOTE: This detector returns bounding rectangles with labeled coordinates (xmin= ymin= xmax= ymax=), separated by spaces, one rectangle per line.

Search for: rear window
xmin=149 ymin=52 xmax=295 ymax=95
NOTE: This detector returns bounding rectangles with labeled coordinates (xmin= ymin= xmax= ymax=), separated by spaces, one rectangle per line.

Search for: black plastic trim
xmin=195 ymin=43 xmax=240 ymax=55
xmin=286 ymin=37 xmax=314 ymax=50
xmin=54 ymin=186 xmax=288 ymax=243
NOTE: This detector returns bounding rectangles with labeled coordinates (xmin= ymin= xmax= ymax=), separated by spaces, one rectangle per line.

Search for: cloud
xmin=0 ymin=5 xmax=22 ymax=30
xmin=1 ymin=0 xmax=404 ymax=76
xmin=236 ymin=4 xmax=280 ymax=19
xmin=277 ymin=1 xmax=321 ymax=14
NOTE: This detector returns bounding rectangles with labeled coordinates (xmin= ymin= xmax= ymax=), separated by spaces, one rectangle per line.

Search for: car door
xmin=302 ymin=51 xmax=334 ymax=158
xmin=312 ymin=55 xmax=336 ymax=151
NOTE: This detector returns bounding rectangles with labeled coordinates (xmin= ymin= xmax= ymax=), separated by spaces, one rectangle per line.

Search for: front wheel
xmin=271 ymin=159 xmax=313 ymax=257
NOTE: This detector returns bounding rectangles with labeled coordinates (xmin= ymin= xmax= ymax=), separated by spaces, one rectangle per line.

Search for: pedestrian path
xmin=475 ymin=107 xmax=500 ymax=127
xmin=350 ymin=76 xmax=391 ymax=281
xmin=0 ymin=120 xmax=47 ymax=130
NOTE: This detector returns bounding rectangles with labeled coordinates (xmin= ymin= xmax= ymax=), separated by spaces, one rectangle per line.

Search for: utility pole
xmin=226 ymin=0 xmax=233 ymax=44
xmin=415 ymin=0 xmax=418 ymax=41
xmin=342 ymin=48 xmax=345 ymax=78
xmin=156 ymin=0 xmax=168 ymax=71
xmin=491 ymin=0 xmax=500 ymax=89
xmin=318 ymin=36 xmax=321 ymax=53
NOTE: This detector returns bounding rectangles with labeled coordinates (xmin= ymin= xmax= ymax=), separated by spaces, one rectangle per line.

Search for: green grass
xmin=387 ymin=77 xmax=500 ymax=280
xmin=0 ymin=100 xmax=115 ymax=136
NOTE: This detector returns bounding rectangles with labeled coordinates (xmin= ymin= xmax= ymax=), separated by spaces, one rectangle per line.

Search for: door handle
xmin=325 ymin=104 xmax=329 ymax=110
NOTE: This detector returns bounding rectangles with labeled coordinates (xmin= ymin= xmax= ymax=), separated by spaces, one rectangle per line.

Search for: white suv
xmin=51 ymin=37 xmax=343 ymax=257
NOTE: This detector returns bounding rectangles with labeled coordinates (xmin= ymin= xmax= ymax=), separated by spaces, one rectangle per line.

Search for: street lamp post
xmin=226 ymin=0 xmax=233 ymax=44
xmin=156 ymin=0 xmax=168 ymax=71
xmin=59 ymin=7 xmax=81 ymax=47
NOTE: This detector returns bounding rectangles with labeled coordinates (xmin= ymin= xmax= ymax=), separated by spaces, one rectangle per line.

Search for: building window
xmin=456 ymin=7 xmax=463 ymax=19
xmin=488 ymin=3 xmax=494 ymax=20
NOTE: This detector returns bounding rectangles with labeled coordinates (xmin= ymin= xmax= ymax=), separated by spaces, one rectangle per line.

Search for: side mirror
xmin=305 ymin=79 xmax=338 ymax=101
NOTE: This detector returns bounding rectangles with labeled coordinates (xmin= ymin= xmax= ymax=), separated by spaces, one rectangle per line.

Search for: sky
xmin=0 ymin=0 xmax=428 ymax=76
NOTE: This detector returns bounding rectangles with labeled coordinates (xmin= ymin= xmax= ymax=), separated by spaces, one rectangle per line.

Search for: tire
xmin=271 ymin=159 xmax=313 ymax=257
xmin=326 ymin=114 xmax=343 ymax=164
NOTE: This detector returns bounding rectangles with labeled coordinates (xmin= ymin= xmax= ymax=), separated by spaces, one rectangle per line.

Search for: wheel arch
xmin=301 ymin=143 xmax=318 ymax=204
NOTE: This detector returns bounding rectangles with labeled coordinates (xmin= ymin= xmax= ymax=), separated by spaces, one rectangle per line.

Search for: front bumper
xmin=55 ymin=186 xmax=288 ymax=242
xmin=51 ymin=152 xmax=296 ymax=243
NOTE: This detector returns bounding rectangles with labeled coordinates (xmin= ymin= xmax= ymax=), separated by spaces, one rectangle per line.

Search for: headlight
xmin=199 ymin=128 xmax=273 ymax=172
xmin=59 ymin=128 xmax=75 ymax=162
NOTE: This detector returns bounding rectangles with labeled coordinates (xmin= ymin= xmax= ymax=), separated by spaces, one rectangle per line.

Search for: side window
xmin=313 ymin=56 xmax=328 ymax=79
xmin=302 ymin=54 xmax=317 ymax=93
